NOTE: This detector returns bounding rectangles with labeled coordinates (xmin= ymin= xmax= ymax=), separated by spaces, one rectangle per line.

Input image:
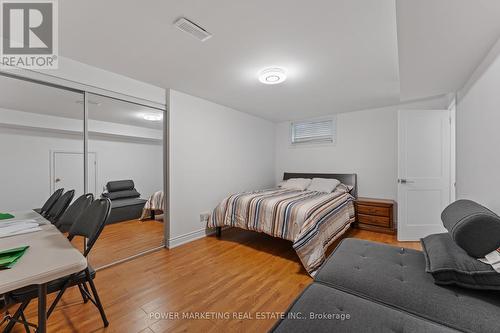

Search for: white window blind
xmin=291 ymin=118 xmax=335 ymax=144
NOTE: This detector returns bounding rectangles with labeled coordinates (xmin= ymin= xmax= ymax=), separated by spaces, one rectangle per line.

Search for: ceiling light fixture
xmin=143 ymin=113 xmax=163 ymax=121
xmin=258 ymin=67 xmax=287 ymax=85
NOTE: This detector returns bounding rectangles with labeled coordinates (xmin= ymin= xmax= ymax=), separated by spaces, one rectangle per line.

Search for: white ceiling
xmin=55 ymin=0 xmax=500 ymax=121
xmin=396 ymin=0 xmax=500 ymax=101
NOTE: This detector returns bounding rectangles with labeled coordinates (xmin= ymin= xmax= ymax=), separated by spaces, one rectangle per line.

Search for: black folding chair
xmin=55 ymin=193 xmax=94 ymax=233
xmin=45 ymin=190 xmax=75 ymax=224
xmin=35 ymin=188 xmax=64 ymax=217
xmin=3 ymin=199 xmax=111 ymax=332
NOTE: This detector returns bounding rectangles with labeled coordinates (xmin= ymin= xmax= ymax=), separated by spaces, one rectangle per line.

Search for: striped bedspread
xmin=140 ymin=191 xmax=165 ymax=220
xmin=208 ymin=188 xmax=355 ymax=276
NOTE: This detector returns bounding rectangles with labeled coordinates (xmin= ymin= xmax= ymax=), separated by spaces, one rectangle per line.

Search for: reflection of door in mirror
xmin=52 ymin=151 xmax=97 ymax=198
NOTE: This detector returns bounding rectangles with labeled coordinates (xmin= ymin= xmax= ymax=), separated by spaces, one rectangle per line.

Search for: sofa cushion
xmin=271 ymin=282 xmax=458 ymax=333
xmin=421 ymin=233 xmax=500 ymax=290
xmin=110 ymin=197 xmax=147 ymax=209
xmin=315 ymin=238 xmax=500 ymax=333
xmin=102 ymin=189 xmax=141 ymax=200
xmin=441 ymin=199 xmax=500 ymax=257
xmin=106 ymin=180 xmax=135 ymax=192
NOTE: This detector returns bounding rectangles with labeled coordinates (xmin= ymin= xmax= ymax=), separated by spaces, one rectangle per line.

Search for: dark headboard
xmin=283 ymin=172 xmax=358 ymax=198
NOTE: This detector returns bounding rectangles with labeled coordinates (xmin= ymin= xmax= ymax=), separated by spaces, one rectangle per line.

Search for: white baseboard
xmin=166 ymin=227 xmax=221 ymax=249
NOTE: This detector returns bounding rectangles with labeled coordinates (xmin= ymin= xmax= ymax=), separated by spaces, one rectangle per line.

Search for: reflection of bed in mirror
xmin=140 ymin=191 xmax=165 ymax=221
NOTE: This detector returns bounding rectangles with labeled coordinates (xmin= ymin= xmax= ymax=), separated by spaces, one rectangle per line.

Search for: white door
xmin=398 ymin=110 xmax=451 ymax=241
xmin=52 ymin=152 xmax=97 ymax=198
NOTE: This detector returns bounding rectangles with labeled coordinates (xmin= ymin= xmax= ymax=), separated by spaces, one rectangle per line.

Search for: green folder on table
xmin=0 ymin=245 xmax=29 ymax=269
xmin=0 ymin=213 xmax=15 ymax=220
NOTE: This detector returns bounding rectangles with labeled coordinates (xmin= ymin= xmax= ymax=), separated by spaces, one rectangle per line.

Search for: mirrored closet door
xmin=0 ymin=73 xmax=166 ymax=270
xmin=86 ymin=93 xmax=165 ymax=268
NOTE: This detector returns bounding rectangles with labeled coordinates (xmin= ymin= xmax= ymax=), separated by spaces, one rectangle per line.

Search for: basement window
xmin=291 ymin=118 xmax=336 ymax=145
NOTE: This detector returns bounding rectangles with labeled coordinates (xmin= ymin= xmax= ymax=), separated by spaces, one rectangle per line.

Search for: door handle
xmin=398 ymin=179 xmax=415 ymax=184
xmin=55 ymin=178 xmax=61 ymax=183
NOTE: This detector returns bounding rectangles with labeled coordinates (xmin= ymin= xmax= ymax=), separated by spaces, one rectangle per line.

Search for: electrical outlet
xmin=200 ymin=212 xmax=211 ymax=223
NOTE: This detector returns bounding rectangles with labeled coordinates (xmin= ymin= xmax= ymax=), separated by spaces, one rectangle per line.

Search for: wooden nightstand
xmin=354 ymin=197 xmax=397 ymax=234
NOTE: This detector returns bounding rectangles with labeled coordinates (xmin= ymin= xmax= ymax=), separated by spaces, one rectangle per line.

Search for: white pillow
xmin=336 ymin=183 xmax=354 ymax=194
xmin=307 ymin=178 xmax=341 ymax=193
xmin=280 ymin=178 xmax=312 ymax=191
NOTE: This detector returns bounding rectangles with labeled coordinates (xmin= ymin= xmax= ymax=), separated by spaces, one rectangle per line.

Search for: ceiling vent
xmin=174 ymin=17 xmax=212 ymax=42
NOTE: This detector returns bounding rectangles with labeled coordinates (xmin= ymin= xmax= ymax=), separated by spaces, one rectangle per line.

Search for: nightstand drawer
xmin=358 ymin=214 xmax=391 ymax=227
xmin=356 ymin=204 xmax=390 ymax=217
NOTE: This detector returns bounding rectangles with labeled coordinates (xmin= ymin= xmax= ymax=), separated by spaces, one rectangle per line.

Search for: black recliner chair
xmin=101 ymin=180 xmax=147 ymax=224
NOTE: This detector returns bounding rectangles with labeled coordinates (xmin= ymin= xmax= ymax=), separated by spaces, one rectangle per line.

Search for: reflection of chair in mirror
xmin=55 ymin=193 xmax=94 ymax=232
xmin=4 ymin=199 xmax=112 ymax=331
xmin=101 ymin=180 xmax=147 ymax=224
xmin=45 ymin=190 xmax=75 ymax=224
xmin=34 ymin=188 xmax=64 ymax=217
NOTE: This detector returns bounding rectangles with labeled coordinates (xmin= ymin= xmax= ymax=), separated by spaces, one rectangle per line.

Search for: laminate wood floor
xmin=84 ymin=219 xmax=164 ymax=268
xmin=2 ymin=226 xmax=420 ymax=333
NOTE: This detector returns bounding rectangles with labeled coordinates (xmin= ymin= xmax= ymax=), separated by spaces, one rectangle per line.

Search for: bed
xmin=139 ymin=191 xmax=165 ymax=220
xmin=207 ymin=173 xmax=357 ymax=276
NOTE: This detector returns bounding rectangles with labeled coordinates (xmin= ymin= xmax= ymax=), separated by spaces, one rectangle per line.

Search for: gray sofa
xmin=101 ymin=180 xmax=147 ymax=224
xmin=272 ymin=201 xmax=500 ymax=333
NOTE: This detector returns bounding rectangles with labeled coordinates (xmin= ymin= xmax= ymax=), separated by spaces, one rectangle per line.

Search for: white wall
xmin=275 ymin=97 xmax=450 ymax=200
xmin=456 ymin=52 xmax=500 ymax=214
xmin=168 ymin=90 xmax=275 ymax=246
xmin=276 ymin=108 xmax=397 ymax=199
xmin=0 ymin=121 xmax=162 ymax=211
xmin=89 ymin=138 xmax=162 ymax=198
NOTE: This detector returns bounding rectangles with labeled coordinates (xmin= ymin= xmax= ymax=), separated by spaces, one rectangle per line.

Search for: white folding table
xmin=0 ymin=211 xmax=87 ymax=333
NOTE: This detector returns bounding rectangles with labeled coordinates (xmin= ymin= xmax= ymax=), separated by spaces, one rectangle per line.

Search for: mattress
xmin=208 ymin=187 xmax=355 ymax=275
